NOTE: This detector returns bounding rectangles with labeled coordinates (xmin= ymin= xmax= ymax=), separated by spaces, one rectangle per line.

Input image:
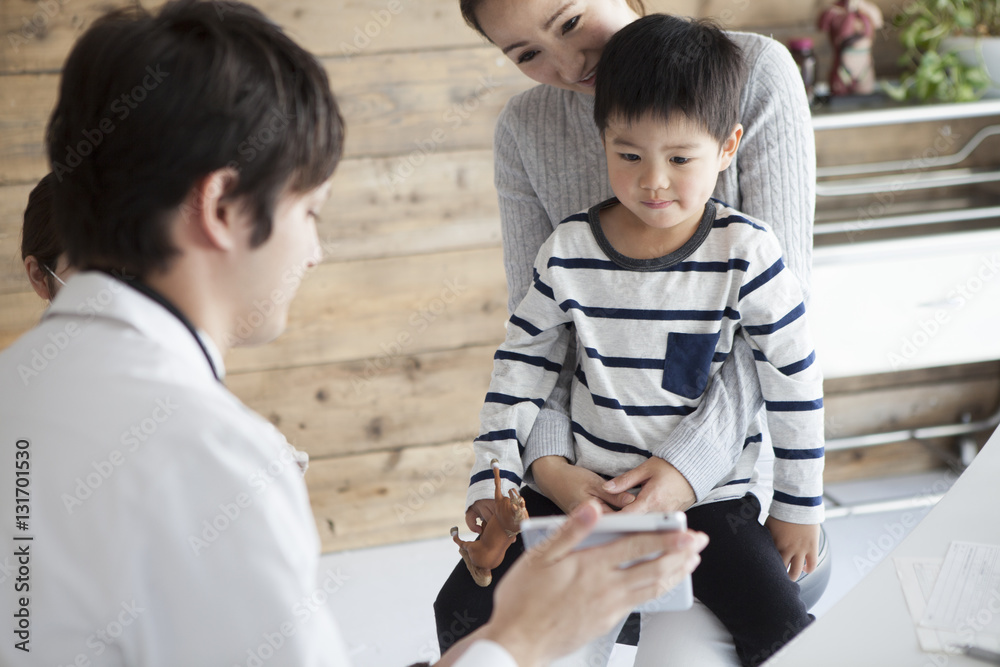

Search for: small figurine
xmin=451 ymin=459 xmax=528 ymax=587
xmin=818 ymin=0 xmax=884 ymax=95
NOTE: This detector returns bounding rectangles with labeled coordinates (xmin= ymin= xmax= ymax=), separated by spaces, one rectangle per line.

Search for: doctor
xmin=0 ymin=1 xmax=707 ymax=665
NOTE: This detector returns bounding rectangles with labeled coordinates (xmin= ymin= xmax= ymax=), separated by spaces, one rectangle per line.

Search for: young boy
xmin=465 ymin=15 xmax=824 ymax=666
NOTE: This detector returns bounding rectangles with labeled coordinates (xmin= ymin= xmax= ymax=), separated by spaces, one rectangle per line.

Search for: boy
xmin=465 ymin=15 xmax=824 ymax=666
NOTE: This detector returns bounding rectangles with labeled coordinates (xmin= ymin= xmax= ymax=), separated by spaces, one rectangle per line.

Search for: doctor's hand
xmin=438 ymin=499 xmax=709 ymax=667
xmin=531 ymin=455 xmax=636 ymax=514
xmin=765 ymin=517 xmax=820 ymax=581
xmin=603 ymin=457 xmax=696 ymax=514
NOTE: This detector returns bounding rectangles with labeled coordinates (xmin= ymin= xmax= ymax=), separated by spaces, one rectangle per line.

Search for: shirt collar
xmin=44 ymin=271 xmax=227 ymax=382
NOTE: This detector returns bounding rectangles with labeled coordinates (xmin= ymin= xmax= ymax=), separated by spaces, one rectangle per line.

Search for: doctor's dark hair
xmin=46 ymin=0 xmax=344 ymax=278
xmin=459 ymin=0 xmax=647 ymax=41
xmin=593 ymin=14 xmax=746 ymax=144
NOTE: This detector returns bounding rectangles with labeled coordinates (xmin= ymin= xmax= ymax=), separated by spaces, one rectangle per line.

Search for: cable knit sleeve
xmin=724 ymin=32 xmax=816 ymax=300
xmin=493 ymin=95 xmax=578 ymax=472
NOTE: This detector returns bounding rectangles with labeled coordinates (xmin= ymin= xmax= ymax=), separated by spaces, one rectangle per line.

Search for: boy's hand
xmin=466 ymin=499 xmax=497 ymax=534
xmin=532 ymin=456 xmax=636 ymax=514
xmin=603 ymin=457 xmax=696 ymax=514
xmin=765 ymin=517 xmax=820 ymax=581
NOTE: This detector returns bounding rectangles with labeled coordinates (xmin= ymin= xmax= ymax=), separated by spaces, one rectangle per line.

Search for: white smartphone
xmin=519 ymin=511 xmax=694 ymax=612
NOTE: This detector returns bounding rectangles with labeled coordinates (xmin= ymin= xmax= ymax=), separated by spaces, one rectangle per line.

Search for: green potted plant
xmin=888 ymin=0 xmax=998 ymax=102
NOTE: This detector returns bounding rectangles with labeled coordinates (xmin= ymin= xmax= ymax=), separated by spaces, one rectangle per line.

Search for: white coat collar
xmin=44 ymin=271 xmax=226 ymax=381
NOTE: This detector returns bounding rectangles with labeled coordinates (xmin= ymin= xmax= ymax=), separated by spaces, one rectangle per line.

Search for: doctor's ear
xmin=719 ymin=124 xmax=743 ymax=171
xmin=181 ymin=168 xmax=243 ymax=252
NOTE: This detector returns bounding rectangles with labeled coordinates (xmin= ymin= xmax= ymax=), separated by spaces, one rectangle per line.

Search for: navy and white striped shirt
xmin=468 ymin=198 xmax=824 ymax=524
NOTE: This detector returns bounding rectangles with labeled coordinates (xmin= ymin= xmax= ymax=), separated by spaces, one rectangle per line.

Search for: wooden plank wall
xmin=3 ymin=0 xmax=991 ymax=554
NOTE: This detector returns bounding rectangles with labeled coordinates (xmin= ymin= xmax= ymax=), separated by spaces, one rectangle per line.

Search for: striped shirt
xmin=468 ymin=199 xmax=825 ymax=524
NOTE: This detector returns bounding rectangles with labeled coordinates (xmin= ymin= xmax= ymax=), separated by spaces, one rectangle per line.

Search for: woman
xmin=436 ymin=0 xmax=816 ymax=664
xmin=22 ymin=173 xmax=75 ymax=301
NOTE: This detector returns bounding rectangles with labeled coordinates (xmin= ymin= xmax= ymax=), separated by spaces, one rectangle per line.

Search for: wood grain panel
xmin=0 ymin=148 xmax=501 ymax=303
xmin=0 ymin=183 xmax=33 ymax=295
xmin=0 ymin=290 xmax=46 ymax=351
xmin=225 ymin=246 xmax=508 ymax=373
xmin=0 ymin=48 xmax=529 ymax=184
xmin=319 ymin=149 xmax=500 ymax=263
xmin=228 ymin=344 xmax=495 ymax=459
xmin=0 ymin=72 xmax=57 ymax=185
xmin=2 ymin=0 xmax=900 ymax=74
xmin=306 ymin=439 xmax=475 ymax=552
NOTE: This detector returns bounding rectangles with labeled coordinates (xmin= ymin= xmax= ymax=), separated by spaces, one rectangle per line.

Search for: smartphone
xmin=519 ymin=511 xmax=694 ymax=612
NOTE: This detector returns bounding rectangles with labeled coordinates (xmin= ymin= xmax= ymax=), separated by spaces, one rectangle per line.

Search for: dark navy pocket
xmin=662 ymin=332 xmax=721 ymax=399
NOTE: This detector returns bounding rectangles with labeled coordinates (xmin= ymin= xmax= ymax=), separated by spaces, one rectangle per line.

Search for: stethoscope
xmin=90 ymin=268 xmax=223 ymax=383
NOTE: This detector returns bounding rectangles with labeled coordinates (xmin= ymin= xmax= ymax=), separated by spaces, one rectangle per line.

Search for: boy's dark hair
xmin=593 ymin=14 xmax=746 ymax=144
xmin=46 ymin=0 xmax=344 ymax=278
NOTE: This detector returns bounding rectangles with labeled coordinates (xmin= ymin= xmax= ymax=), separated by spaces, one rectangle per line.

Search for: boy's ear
xmin=181 ymin=168 xmax=242 ymax=252
xmin=718 ymin=124 xmax=743 ymax=171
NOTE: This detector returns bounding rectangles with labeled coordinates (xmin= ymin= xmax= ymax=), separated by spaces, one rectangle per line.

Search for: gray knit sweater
xmin=491 ymin=31 xmax=816 ymax=501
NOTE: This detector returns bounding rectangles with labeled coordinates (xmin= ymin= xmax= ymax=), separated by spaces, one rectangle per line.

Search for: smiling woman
xmin=436 ymin=0 xmax=819 ymax=664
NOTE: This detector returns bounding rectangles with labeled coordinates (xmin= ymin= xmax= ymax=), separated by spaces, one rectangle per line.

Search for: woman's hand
xmin=438 ymin=500 xmax=709 ymax=667
xmin=602 ymin=457 xmax=697 ymax=514
xmin=531 ymin=455 xmax=636 ymax=514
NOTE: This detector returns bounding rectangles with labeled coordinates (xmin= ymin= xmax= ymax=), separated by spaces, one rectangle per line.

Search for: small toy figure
xmin=451 ymin=459 xmax=528 ymax=587
xmin=818 ymin=0 xmax=884 ymax=95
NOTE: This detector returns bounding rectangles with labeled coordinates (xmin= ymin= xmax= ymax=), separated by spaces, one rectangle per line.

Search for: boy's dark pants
xmin=434 ymin=489 xmax=812 ymax=667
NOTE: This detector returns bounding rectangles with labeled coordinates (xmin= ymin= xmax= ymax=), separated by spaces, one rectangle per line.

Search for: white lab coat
xmin=0 ymin=272 xmax=514 ymax=667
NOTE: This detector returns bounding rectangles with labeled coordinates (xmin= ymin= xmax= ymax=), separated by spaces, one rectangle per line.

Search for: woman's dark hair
xmin=46 ymin=0 xmax=344 ymax=278
xmin=21 ymin=173 xmax=60 ymax=266
xmin=593 ymin=14 xmax=746 ymax=144
xmin=459 ymin=0 xmax=646 ymax=41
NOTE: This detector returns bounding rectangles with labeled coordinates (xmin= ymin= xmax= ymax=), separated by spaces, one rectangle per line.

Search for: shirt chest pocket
xmin=662 ymin=331 xmax=721 ymax=400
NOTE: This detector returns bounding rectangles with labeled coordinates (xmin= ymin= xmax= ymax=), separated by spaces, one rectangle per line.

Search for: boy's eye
xmin=561 ymin=16 xmax=580 ymax=34
xmin=517 ymin=49 xmax=539 ymax=64
xmin=619 ymin=153 xmax=640 ymax=162
xmin=671 ymin=157 xmax=691 ymax=165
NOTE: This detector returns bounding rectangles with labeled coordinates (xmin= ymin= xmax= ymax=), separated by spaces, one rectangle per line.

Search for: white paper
xmin=920 ymin=542 xmax=1000 ymax=652
xmin=895 ymin=557 xmax=962 ymax=653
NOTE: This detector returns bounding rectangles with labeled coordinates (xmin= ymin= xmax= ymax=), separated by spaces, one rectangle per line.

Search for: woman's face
xmin=476 ymin=0 xmax=639 ymax=95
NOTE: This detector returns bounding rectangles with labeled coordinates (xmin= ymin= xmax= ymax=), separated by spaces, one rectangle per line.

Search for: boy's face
xmin=603 ymin=112 xmax=742 ymax=234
